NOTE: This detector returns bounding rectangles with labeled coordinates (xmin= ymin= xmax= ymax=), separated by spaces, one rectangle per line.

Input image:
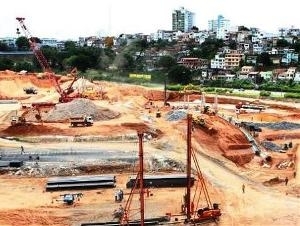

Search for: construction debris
xmin=46 ymin=98 xmax=120 ymax=122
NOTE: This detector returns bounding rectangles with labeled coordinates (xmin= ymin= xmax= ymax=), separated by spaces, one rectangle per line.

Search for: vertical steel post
xmin=138 ymin=132 xmax=145 ymax=226
xmin=186 ymin=113 xmax=192 ymax=221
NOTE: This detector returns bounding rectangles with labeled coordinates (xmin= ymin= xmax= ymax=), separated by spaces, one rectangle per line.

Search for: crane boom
xmin=16 ymin=17 xmax=77 ymax=102
xmin=16 ymin=17 xmax=52 ymax=73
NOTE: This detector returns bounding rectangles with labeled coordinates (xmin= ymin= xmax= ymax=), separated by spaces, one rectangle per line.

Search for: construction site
xmin=0 ymin=18 xmax=300 ymax=226
xmin=0 ymin=67 xmax=299 ymax=225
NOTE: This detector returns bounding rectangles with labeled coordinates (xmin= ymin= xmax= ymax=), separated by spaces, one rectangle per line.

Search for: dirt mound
xmin=45 ymin=98 xmax=120 ymax=122
xmin=192 ymin=115 xmax=253 ymax=165
xmin=1 ymin=124 xmax=65 ymax=136
xmin=223 ymin=150 xmax=254 ymax=166
xmin=120 ymin=122 xmax=163 ymax=138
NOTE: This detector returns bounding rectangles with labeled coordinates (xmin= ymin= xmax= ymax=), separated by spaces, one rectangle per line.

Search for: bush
xmin=203 ymin=87 xmax=215 ymax=92
xmin=284 ymin=92 xmax=300 ymax=99
xmin=259 ymin=90 xmax=271 ymax=97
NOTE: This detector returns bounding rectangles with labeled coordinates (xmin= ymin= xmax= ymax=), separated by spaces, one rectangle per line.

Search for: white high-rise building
xmin=208 ymin=15 xmax=230 ymax=39
xmin=172 ymin=7 xmax=194 ymax=32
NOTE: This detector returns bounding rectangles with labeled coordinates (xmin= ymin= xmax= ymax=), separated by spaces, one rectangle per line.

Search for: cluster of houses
xmin=1 ymin=26 xmax=300 ymax=82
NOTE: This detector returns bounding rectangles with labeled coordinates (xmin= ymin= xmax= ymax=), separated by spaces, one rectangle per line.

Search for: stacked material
xmin=126 ymin=173 xmax=195 ymax=188
xmin=46 ymin=174 xmax=116 ymax=191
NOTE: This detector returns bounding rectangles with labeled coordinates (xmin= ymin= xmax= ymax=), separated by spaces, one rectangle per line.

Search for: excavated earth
xmin=0 ymin=70 xmax=300 ymax=226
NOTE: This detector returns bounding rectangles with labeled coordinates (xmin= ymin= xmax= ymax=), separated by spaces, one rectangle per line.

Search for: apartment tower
xmin=172 ymin=7 xmax=194 ymax=32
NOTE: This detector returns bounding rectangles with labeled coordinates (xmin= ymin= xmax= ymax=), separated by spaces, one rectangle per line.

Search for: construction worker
xmin=242 ymin=184 xmax=245 ymax=193
xmin=285 ymin=177 xmax=289 ymax=186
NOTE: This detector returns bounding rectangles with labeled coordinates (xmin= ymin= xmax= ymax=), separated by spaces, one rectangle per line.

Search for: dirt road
xmin=192 ymin=140 xmax=300 ymax=225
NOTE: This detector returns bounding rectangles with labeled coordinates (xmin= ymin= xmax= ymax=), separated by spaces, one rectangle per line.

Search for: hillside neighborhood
xmin=1 ymin=22 xmax=300 ymax=84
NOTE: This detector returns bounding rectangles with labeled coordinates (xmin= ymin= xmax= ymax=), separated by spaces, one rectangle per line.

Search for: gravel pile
xmin=46 ymin=98 xmax=120 ymax=122
xmin=251 ymin=121 xmax=300 ymax=130
xmin=261 ymin=141 xmax=282 ymax=152
xmin=165 ymin=110 xmax=187 ymax=121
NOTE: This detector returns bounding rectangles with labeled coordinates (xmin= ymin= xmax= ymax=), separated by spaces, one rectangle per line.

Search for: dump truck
xmin=70 ymin=115 xmax=93 ymax=127
xmin=10 ymin=116 xmax=27 ymax=126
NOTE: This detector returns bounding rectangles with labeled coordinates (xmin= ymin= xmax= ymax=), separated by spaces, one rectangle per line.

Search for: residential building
xmin=294 ymin=72 xmax=300 ymax=82
xmin=281 ymin=49 xmax=299 ymax=65
xmin=224 ymin=50 xmax=244 ymax=70
xmin=40 ymin=38 xmax=58 ymax=48
xmin=211 ymin=54 xmax=225 ymax=69
xmin=208 ymin=15 xmax=230 ymax=39
xmin=240 ymin=66 xmax=254 ymax=75
xmin=260 ymin=71 xmax=273 ymax=80
xmin=151 ymin=30 xmax=173 ymax=41
xmin=172 ymin=7 xmax=194 ymax=32
xmin=0 ymin=37 xmax=17 ymax=49
xmin=252 ymin=44 xmax=263 ymax=54
xmin=245 ymin=55 xmax=257 ymax=65
xmin=178 ymin=57 xmax=208 ymax=70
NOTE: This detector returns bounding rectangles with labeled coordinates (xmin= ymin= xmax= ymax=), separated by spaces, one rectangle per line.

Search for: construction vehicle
xmin=202 ymin=105 xmax=216 ymax=115
xmin=192 ymin=115 xmax=217 ymax=135
xmin=10 ymin=116 xmax=27 ymax=126
xmin=56 ymin=193 xmax=83 ymax=205
xmin=16 ymin=17 xmax=79 ymax=103
xmin=70 ymin=115 xmax=93 ymax=127
xmin=81 ymin=86 xmax=107 ymax=100
xmin=235 ymin=101 xmax=265 ymax=113
xmin=23 ymin=87 xmax=38 ymax=94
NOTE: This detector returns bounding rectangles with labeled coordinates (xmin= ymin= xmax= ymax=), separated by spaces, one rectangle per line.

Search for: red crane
xmin=16 ymin=17 xmax=78 ymax=103
xmin=186 ymin=114 xmax=221 ymax=224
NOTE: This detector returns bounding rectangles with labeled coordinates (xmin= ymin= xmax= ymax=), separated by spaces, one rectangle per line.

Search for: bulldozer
xmin=81 ymin=86 xmax=107 ymax=100
xmin=192 ymin=115 xmax=217 ymax=135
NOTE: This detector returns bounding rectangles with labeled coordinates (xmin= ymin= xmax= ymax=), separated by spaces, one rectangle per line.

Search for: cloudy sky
xmin=0 ymin=0 xmax=299 ymax=40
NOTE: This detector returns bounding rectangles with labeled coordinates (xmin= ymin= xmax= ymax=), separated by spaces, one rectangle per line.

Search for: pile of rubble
xmin=165 ymin=110 xmax=187 ymax=121
xmin=253 ymin=121 xmax=300 ymax=130
xmin=46 ymin=98 xmax=120 ymax=122
xmin=261 ymin=141 xmax=282 ymax=152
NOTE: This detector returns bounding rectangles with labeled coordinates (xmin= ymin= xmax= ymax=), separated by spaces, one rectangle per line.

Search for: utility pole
xmin=164 ymin=78 xmax=167 ymax=106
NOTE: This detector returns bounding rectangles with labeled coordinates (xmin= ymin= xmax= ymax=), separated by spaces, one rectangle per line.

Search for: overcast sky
xmin=0 ymin=0 xmax=299 ymax=40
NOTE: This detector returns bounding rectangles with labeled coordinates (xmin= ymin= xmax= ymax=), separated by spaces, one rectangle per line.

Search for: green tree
xmin=190 ymin=38 xmax=224 ymax=59
xmin=15 ymin=36 xmax=30 ymax=51
xmin=157 ymin=55 xmax=177 ymax=71
xmin=276 ymin=39 xmax=290 ymax=48
xmin=292 ymin=40 xmax=300 ymax=53
xmin=0 ymin=42 xmax=9 ymax=51
xmin=0 ymin=58 xmax=14 ymax=70
xmin=228 ymin=40 xmax=237 ymax=50
xmin=14 ymin=61 xmax=34 ymax=72
xmin=168 ymin=65 xmax=192 ymax=85
xmin=65 ymin=54 xmax=90 ymax=72
xmin=64 ymin=41 xmax=77 ymax=52
xmin=114 ymin=52 xmax=134 ymax=72
xmin=257 ymin=52 xmax=273 ymax=68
